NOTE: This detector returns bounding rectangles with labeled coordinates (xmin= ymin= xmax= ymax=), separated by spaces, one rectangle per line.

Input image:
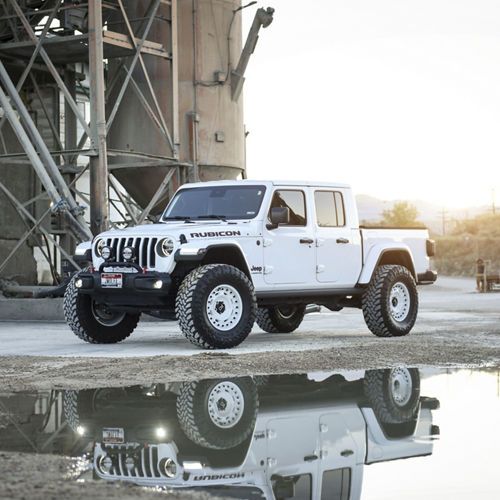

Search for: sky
xmin=242 ymin=0 xmax=500 ymax=209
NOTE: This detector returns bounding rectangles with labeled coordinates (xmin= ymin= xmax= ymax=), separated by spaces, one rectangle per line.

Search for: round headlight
xmin=161 ymin=458 xmax=177 ymax=478
xmin=95 ymin=238 xmax=105 ymax=256
xmin=96 ymin=455 xmax=112 ymax=475
xmin=100 ymin=245 xmax=112 ymax=260
xmin=157 ymin=237 xmax=175 ymax=257
xmin=122 ymin=246 xmax=135 ymax=261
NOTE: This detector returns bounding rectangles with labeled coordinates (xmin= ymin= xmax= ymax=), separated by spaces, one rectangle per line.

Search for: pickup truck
xmin=62 ymin=368 xmax=440 ymax=499
xmin=65 ymin=180 xmax=437 ymax=349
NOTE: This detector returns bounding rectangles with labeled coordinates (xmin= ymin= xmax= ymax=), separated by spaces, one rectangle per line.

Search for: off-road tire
xmin=362 ymin=265 xmax=418 ymax=337
xmin=364 ymin=368 xmax=420 ymax=424
xmin=176 ymin=378 xmax=258 ymax=449
xmin=63 ymin=390 xmax=94 ymax=431
xmin=175 ymin=264 xmax=256 ymax=349
xmin=256 ymin=304 xmax=306 ymax=333
xmin=63 ymin=268 xmax=140 ymax=344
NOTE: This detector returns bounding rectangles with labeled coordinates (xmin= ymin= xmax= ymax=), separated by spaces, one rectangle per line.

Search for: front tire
xmin=63 ymin=269 xmax=140 ymax=344
xmin=256 ymin=304 xmax=306 ymax=333
xmin=176 ymin=377 xmax=258 ymax=449
xmin=175 ymin=264 xmax=256 ymax=349
xmin=362 ymin=265 xmax=418 ymax=337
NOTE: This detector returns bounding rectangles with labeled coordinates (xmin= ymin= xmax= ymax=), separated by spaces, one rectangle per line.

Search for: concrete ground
xmin=0 ymin=276 xmax=499 ymax=391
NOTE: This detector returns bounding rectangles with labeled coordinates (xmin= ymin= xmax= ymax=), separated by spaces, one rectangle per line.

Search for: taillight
xmin=426 ymin=239 xmax=436 ymax=257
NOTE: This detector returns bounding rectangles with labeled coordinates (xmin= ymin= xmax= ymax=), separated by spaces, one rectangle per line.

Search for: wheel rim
xmin=389 ymin=282 xmax=410 ymax=322
xmin=275 ymin=305 xmax=296 ymax=319
xmin=206 ymin=284 xmax=243 ymax=331
xmin=389 ymin=367 xmax=413 ymax=407
xmin=207 ymin=381 xmax=245 ymax=428
xmin=91 ymin=301 xmax=126 ymax=326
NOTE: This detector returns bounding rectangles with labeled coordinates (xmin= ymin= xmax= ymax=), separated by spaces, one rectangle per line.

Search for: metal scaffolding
xmin=0 ymin=0 xmax=182 ymax=282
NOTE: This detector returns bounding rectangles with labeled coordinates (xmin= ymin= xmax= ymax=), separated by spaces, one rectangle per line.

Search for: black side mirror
xmin=267 ymin=206 xmax=290 ymax=230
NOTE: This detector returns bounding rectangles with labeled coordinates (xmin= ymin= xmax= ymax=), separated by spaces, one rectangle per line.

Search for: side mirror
xmin=267 ymin=206 xmax=290 ymax=230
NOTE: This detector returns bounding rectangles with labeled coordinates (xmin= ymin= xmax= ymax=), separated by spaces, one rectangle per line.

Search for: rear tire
xmin=63 ymin=269 xmax=140 ymax=344
xmin=175 ymin=264 xmax=256 ymax=349
xmin=362 ymin=265 xmax=418 ymax=337
xmin=364 ymin=368 xmax=420 ymax=423
xmin=256 ymin=304 xmax=306 ymax=333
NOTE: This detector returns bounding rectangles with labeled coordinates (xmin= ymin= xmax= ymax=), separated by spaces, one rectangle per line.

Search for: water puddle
xmin=0 ymin=367 xmax=498 ymax=499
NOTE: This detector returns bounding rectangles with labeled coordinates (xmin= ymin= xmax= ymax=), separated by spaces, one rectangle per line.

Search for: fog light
xmin=75 ymin=278 xmax=83 ymax=289
xmin=122 ymin=246 xmax=135 ymax=261
xmin=100 ymin=245 xmax=112 ymax=260
xmin=76 ymin=425 xmax=85 ymax=436
xmin=153 ymin=280 xmax=163 ymax=289
xmin=155 ymin=427 xmax=167 ymax=439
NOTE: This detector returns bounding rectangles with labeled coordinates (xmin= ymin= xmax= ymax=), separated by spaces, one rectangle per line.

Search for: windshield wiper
xmin=163 ymin=216 xmax=194 ymax=223
xmin=197 ymin=214 xmax=227 ymax=221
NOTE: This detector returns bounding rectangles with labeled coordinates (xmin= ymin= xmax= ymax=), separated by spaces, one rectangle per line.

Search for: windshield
xmin=162 ymin=185 xmax=266 ymax=221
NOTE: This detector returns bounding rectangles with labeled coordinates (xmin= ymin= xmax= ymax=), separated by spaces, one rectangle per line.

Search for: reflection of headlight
xmin=95 ymin=238 xmax=105 ymax=256
xmin=155 ymin=427 xmax=167 ymax=439
xmin=96 ymin=455 xmax=113 ymax=475
xmin=157 ymin=237 xmax=175 ymax=257
xmin=160 ymin=458 xmax=177 ymax=478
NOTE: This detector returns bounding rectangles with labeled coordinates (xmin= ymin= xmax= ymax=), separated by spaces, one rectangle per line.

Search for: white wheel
xmin=389 ymin=367 xmax=413 ymax=407
xmin=389 ymin=282 xmax=410 ymax=322
xmin=205 ymin=285 xmax=243 ymax=331
xmin=207 ymin=381 xmax=245 ymax=428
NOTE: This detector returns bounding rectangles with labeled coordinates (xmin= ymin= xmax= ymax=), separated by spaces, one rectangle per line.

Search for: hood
xmin=97 ymin=220 xmax=256 ymax=241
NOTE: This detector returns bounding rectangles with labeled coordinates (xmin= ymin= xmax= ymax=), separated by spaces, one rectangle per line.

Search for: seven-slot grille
xmin=100 ymin=237 xmax=158 ymax=269
xmin=102 ymin=444 xmax=163 ymax=478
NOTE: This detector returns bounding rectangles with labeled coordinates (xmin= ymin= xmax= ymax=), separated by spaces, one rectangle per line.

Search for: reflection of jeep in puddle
xmin=64 ymin=368 xmax=439 ymax=499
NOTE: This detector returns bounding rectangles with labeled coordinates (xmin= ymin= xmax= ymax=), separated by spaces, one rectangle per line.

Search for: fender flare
xmin=358 ymin=244 xmax=416 ymax=285
xmin=174 ymin=243 xmax=252 ymax=279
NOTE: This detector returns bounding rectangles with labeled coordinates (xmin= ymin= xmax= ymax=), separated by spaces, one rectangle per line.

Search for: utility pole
xmin=440 ymin=208 xmax=448 ymax=236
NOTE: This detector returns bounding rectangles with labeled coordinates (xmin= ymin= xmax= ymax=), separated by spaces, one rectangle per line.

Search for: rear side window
xmin=321 ymin=468 xmax=351 ymax=500
xmin=314 ymin=191 xmax=345 ymax=227
xmin=269 ymin=190 xmax=307 ymax=226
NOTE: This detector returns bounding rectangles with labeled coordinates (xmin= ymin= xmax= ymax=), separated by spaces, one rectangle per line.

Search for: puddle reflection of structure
xmin=0 ymin=367 xmax=440 ymax=499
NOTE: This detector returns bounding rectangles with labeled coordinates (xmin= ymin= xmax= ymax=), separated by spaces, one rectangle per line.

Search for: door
xmin=263 ymin=189 xmax=316 ymax=285
xmin=313 ymin=190 xmax=362 ymax=286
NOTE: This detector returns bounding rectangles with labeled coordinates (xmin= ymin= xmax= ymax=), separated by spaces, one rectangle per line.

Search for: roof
xmin=180 ymin=179 xmax=352 ymax=189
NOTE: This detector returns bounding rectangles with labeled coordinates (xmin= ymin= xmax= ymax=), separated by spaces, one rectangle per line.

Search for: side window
xmin=272 ymin=474 xmax=312 ymax=500
xmin=321 ymin=468 xmax=351 ymax=500
xmin=269 ymin=190 xmax=307 ymax=226
xmin=314 ymin=191 xmax=346 ymax=227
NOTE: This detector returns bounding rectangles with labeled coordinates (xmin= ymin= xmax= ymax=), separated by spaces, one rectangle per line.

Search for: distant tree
xmin=380 ymin=201 xmax=421 ymax=227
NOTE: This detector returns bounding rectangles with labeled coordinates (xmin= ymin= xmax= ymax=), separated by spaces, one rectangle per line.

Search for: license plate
xmin=101 ymin=273 xmax=122 ymax=288
xmin=102 ymin=427 xmax=124 ymax=444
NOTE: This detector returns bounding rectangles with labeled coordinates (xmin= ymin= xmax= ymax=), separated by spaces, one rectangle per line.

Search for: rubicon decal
xmin=190 ymin=231 xmax=241 ymax=238
xmin=193 ymin=473 xmax=245 ymax=480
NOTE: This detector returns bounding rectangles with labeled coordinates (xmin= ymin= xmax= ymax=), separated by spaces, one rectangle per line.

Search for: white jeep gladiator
xmin=64 ymin=180 xmax=436 ymax=348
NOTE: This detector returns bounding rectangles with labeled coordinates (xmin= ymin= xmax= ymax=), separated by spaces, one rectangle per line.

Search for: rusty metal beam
xmin=137 ymin=167 xmax=176 ymax=224
xmin=88 ymin=0 xmax=109 ymax=235
xmin=106 ymin=0 xmax=162 ymax=132
xmin=8 ymin=0 xmax=93 ymax=140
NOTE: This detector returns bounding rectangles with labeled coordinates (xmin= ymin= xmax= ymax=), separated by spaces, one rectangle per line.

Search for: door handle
xmin=341 ymin=449 xmax=354 ymax=457
xmin=300 ymin=238 xmax=314 ymax=244
xmin=336 ymin=238 xmax=349 ymax=244
xmin=304 ymin=454 xmax=318 ymax=462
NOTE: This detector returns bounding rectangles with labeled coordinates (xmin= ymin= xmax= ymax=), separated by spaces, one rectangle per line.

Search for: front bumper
xmin=77 ymin=262 xmax=172 ymax=311
xmin=417 ymin=270 xmax=438 ymax=285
